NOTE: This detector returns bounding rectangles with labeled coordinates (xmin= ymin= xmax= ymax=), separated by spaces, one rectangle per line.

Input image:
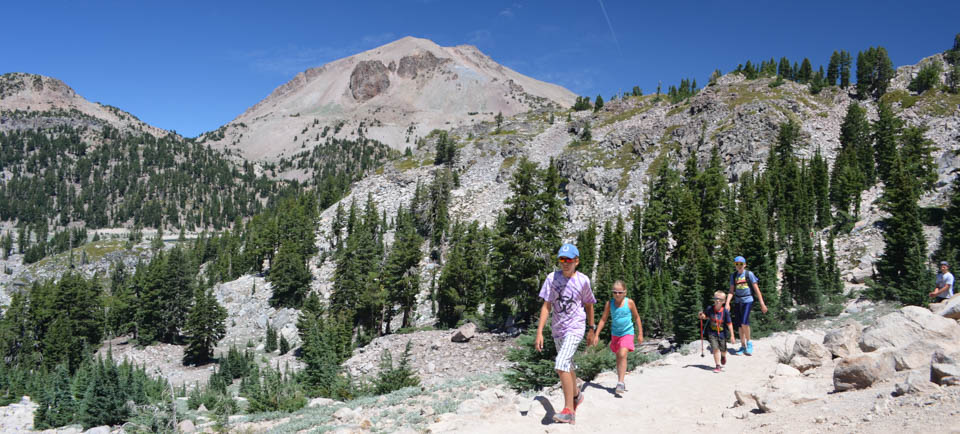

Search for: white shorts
xmin=553 ymin=333 xmax=583 ymax=372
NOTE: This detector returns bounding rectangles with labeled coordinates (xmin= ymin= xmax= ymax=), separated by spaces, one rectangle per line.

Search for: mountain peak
xmin=205 ymin=37 xmax=577 ymax=161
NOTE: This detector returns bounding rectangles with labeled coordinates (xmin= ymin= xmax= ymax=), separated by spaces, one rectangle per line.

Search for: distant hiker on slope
xmin=726 ymin=256 xmax=767 ymax=356
xmin=535 ymin=243 xmax=597 ymax=425
xmin=930 ymin=260 xmax=954 ymax=301
xmin=593 ymin=279 xmax=643 ymax=395
xmin=700 ymin=291 xmax=735 ymax=373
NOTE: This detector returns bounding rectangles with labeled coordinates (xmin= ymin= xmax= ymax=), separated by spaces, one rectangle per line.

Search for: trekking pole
xmin=699 ymin=317 xmax=705 ymax=357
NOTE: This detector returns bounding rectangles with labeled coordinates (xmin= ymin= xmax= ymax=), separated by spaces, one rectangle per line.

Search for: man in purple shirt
xmin=535 ymin=243 xmax=596 ymax=424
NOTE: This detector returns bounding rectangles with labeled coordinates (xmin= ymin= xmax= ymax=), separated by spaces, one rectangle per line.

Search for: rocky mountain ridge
xmin=198 ymin=36 xmax=577 ymax=161
xmin=0 ymin=72 xmax=171 ymax=139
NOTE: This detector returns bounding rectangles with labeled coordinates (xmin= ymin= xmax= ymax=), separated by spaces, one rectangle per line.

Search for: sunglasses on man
xmin=558 ymin=257 xmax=576 ymax=263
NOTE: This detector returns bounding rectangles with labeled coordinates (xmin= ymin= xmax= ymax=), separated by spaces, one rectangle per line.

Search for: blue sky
xmin=3 ymin=1 xmax=958 ymax=138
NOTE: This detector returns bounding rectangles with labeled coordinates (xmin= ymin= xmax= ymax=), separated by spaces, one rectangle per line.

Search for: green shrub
xmin=373 ymin=341 xmax=421 ymax=395
xmin=908 ymin=61 xmax=943 ymax=94
xmin=504 ymin=324 xmax=558 ymax=392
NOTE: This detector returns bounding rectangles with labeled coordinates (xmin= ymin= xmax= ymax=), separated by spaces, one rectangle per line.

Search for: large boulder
xmin=823 ymin=320 xmax=863 ymax=359
xmin=931 ymin=351 xmax=960 ymax=385
xmin=789 ymin=336 xmax=830 ymax=372
xmin=932 ymin=296 xmax=960 ymax=320
xmin=734 ymin=376 xmax=821 ymax=413
xmin=859 ymin=306 xmax=960 ymax=352
xmin=893 ymin=371 xmax=939 ymax=396
xmin=451 ymin=322 xmax=477 ymax=342
xmin=833 ymin=352 xmax=896 ymax=392
xmin=893 ymin=341 xmax=955 ymax=371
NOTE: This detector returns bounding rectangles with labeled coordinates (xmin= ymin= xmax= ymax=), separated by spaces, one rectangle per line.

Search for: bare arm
xmin=752 ymin=281 xmax=768 ymax=313
xmin=585 ymin=303 xmax=596 ymax=345
xmin=629 ymin=299 xmax=643 ymax=344
xmin=595 ymin=301 xmax=610 ymax=340
xmin=534 ymin=301 xmax=550 ymax=352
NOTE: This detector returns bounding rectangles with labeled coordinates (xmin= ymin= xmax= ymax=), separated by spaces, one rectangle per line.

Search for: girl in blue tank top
xmin=593 ymin=280 xmax=643 ymax=395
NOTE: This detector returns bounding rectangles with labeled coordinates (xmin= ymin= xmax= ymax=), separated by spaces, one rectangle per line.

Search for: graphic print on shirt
xmin=553 ymin=278 xmax=577 ymax=314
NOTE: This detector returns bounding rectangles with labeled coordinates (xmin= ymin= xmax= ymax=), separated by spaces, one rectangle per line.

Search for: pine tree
xmin=798 ymin=58 xmax=813 ymax=83
xmin=77 ymin=356 xmax=128 ymax=429
xmin=279 ymin=334 xmax=290 ymax=355
xmin=495 ymin=112 xmax=504 ymax=131
xmin=382 ymin=208 xmax=424 ymax=329
xmin=595 ymin=217 xmax=626 ymax=312
xmin=810 ymin=147 xmax=831 ymax=229
xmin=491 ymin=158 xmax=563 ymax=323
xmin=699 ymin=145 xmax=727 ymax=255
xmin=836 ymin=102 xmax=875 ymax=189
xmin=34 ymin=364 xmax=76 ymax=429
xmin=875 ymin=157 xmax=931 ymax=305
xmin=594 ymin=95 xmax=604 ymax=112
xmin=873 ymin=101 xmax=903 ymax=186
xmin=839 ymin=50 xmax=852 ymax=88
xmin=936 ymin=175 xmax=960 ymax=266
xmin=899 ymin=125 xmax=938 ymax=193
xmin=183 ymin=287 xmax=227 ymax=365
xmin=265 ymin=322 xmax=278 ymax=353
xmin=641 ymin=163 xmax=678 ymax=271
xmin=268 ymin=242 xmax=312 ymax=309
xmin=827 ymin=51 xmax=841 ymax=86
xmin=783 ymin=229 xmax=822 ymax=311
xmin=575 ymin=220 xmax=598 ymax=279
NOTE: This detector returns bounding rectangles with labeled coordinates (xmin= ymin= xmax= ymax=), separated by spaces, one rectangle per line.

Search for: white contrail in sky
xmin=597 ymin=0 xmax=623 ymax=59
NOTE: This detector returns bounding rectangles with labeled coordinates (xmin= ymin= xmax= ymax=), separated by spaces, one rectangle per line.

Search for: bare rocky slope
xmin=199 ymin=36 xmax=577 ymax=161
xmin=0 ymin=72 xmax=171 ymax=139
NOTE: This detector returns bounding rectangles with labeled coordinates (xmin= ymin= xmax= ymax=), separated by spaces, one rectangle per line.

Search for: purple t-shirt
xmin=539 ymin=270 xmax=596 ymax=338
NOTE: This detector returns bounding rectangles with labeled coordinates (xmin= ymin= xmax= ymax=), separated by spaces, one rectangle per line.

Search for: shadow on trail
xmin=585 ymin=381 xmax=618 ymax=397
xmin=531 ymin=395 xmax=556 ymax=425
xmin=683 ymin=364 xmax=716 ymax=371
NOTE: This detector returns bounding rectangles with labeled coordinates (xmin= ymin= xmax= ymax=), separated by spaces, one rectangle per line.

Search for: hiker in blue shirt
xmin=725 ymin=256 xmax=767 ymax=356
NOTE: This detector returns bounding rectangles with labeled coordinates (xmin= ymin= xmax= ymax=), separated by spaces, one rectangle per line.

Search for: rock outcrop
xmin=349 ymin=60 xmax=391 ymax=102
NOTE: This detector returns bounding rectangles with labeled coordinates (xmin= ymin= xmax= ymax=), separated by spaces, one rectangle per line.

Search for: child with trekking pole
xmin=726 ymin=256 xmax=767 ymax=356
xmin=593 ymin=280 xmax=642 ymax=395
xmin=535 ymin=243 xmax=596 ymax=425
xmin=699 ymin=291 xmax=735 ymax=373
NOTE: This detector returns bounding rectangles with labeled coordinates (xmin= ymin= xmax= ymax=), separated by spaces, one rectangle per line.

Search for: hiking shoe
xmin=713 ymin=366 xmax=722 ymax=373
xmin=615 ymin=382 xmax=626 ymax=395
xmin=573 ymin=392 xmax=584 ymax=411
xmin=721 ymin=353 xmax=727 ymax=365
xmin=746 ymin=341 xmax=754 ymax=355
xmin=553 ymin=408 xmax=576 ymax=424
xmin=736 ymin=346 xmax=746 ymax=355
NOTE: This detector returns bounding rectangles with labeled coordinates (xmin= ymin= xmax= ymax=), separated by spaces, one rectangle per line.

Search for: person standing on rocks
xmin=535 ymin=243 xmax=597 ymax=425
xmin=593 ymin=280 xmax=643 ymax=395
xmin=930 ymin=261 xmax=954 ymax=301
xmin=726 ymin=256 xmax=767 ymax=356
xmin=699 ymin=291 xmax=735 ymax=373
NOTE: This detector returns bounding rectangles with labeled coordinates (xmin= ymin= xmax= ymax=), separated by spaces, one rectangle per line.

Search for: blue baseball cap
xmin=558 ymin=243 xmax=580 ymax=258
xmin=734 ymin=256 xmax=746 ymax=263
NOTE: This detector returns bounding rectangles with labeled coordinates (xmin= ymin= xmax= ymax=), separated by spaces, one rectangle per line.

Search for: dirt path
xmin=429 ymin=329 xmax=960 ymax=433
xmin=430 ymin=334 xmax=791 ymax=433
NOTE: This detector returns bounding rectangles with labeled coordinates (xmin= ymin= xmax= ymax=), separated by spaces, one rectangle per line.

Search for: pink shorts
xmin=609 ymin=334 xmax=635 ymax=353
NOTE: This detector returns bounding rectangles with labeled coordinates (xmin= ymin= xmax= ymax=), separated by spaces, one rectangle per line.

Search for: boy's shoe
xmin=573 ymin=392 xmax=584 ymax=411
xmin=713 ymin=365 xmax=722 ymax=373
xmin=721 ymin=353 xmax=727 ymax=365
xmin=553 ymin=408 xmax=576 ymax=424
xmin=615 ymin=382 xmax=626 ymax=395
xmin=736 ymin=346 xmax=746 ymax=355
xmin=746 ymin=341 xmax=754 ymax=355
